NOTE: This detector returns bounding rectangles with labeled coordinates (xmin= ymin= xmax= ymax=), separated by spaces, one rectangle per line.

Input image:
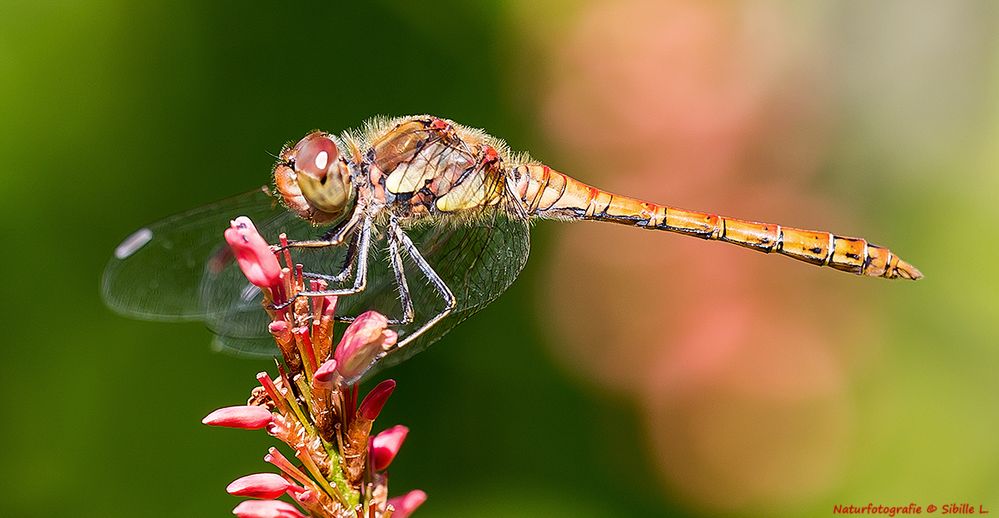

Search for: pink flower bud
xmin=334 ymin=311 xmax=397 ymax=380
xmin=232 ymin=499 xmax=305 ymax=518
xmin=357 ymin=379 xmax=396 ymax=421
xmin=387 ymin=489 xmax=427 ymax=518
xmin=322 ymin=296 xmax=337 ymax=316
xmin=313 ymin=359 xmax=338 ymax=387
xmin=371 ymin=425 xmax=409 ymax=471
xmin=291 ymin=488 xmax=316 ymax=506
xmin=224 ymin=216 xmax=282 ymax=291
xmin=268 ymin=320 xmax=290 ymax=334
xmin=202 ymin=405 xmax=272 ymax=429
xmin=226 ymin=473 xmax=297 ymax=499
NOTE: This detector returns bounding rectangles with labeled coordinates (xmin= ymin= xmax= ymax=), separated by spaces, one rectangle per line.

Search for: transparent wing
xmin=102 ymin=188 xmax=300 ymax=322
xmin=206 ymin=208 xmax=361 ymax=358
xmin=373 ymin=193 xmax=530 ymax=375
xmin=283 ymin=185 xmax=532 ymax=378
xmin=144 ymin=174 xmax=529 ymax=371
xmin=216 ymin=187 xmax=531 ymax=366
xmin=202 ymin=220 xmax=339 ymax=358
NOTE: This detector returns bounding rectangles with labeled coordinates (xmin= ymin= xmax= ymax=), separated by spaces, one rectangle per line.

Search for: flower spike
xmin=210 ymin=216 xmax=425 ymax=517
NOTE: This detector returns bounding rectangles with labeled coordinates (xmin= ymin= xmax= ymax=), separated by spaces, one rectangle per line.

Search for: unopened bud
xmin=202 ymin=405 xmax=272 ymax=430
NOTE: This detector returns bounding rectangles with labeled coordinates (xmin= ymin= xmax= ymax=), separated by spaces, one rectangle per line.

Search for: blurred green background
xmin=2 ymin=1 xmax=997 ymax=516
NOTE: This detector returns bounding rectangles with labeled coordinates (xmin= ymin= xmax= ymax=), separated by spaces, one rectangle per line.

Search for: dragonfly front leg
xmin=279 ymin=211 xmax=360 ymax=250
xmin=271 ymin=216 xmax=372 ymax=310
xmin=389 ymin=220 xmax=456 ymax=349
xmin=302 ymin=225 xmax=360 ymax=285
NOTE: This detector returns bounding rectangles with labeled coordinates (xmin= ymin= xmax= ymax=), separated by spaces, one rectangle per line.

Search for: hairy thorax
xmin=363 ymin=116 xmax=512 ymax=221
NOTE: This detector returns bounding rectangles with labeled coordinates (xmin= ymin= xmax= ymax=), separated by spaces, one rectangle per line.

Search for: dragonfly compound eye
xmin=285 ymin=132 xmax=355 ymax=223
xmin=294 ymin=132 xmax=339 ymax=181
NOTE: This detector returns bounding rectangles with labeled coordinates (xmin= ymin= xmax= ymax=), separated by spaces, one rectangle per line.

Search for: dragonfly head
xmin=274 ymin=131 xmax=357 ymax=225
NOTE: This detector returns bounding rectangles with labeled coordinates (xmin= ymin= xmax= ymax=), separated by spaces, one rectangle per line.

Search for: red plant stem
xmin=265 ymin=447 xmax=313 ymax=488
xmin=256 ymin=371 xmax=289 ymax=414
xmin=344 ymin=384 xmax=358 ymax=428
xmin=295 ymin=326 xmax=318 ymax=376
xmin=279 ymin=233 xmax=294 ymax=271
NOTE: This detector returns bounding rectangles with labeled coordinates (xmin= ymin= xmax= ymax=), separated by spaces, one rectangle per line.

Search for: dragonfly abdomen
xmin=513 ymin=164 xmax=922 ymax=280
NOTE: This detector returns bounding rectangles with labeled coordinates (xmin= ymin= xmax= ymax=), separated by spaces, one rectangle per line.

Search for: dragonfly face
xmin=274 ymin=131 xmax=357 ymax=226
xmin=103 ymin=115 xmax=919 ymax=381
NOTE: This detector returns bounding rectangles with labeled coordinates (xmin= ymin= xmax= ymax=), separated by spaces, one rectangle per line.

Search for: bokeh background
xmin=2 ymin=1 xmax=997 ymax=516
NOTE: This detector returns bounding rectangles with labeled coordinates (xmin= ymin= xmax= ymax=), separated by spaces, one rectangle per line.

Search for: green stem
xmin=321 ymin=438 xmax=359 ymax=508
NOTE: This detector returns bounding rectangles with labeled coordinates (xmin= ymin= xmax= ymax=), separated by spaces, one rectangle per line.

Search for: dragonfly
xmin=103 ymin=115 xmax=922 ymax=375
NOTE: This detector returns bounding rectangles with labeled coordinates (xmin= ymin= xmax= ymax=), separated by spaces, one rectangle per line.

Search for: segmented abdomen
xmin=512 ymin=164 xmax=922 ymax=280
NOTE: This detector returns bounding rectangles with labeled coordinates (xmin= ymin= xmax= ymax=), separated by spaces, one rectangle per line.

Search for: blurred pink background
xmin=508 ymin=0 xmax=998 ymax=513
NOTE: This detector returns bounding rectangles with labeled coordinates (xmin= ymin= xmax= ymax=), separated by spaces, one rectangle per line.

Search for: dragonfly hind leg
xmin=384 ymin=225 xmax=416 ymax=326
xmin=336 ymin=221 xmax=416 ymax=325
xmin=387 ymin=218 xmax=457 ymax=350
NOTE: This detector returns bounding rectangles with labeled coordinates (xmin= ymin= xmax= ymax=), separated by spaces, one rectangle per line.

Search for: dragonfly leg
xmin=298 ymin=215 xmax=371 ymax=297
xmin=388 ymin=220 xmax=456 ymax=349
xmin=324 ymin=222 xmax=417 ymax=326
xmin=278 ymin=211 xmax=361 ymax=250
xmin=329 ymin=222 xmax=418 ymax=326
xmin=270 ymin=216 xmax=372 ymax=310
xmin=301 ymin=225 xmax=359 ymax=285
xmin=384 ymin=222 xmax=416 ymax=326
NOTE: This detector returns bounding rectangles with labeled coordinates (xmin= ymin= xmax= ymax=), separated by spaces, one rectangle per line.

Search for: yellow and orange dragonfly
xmin=103 ymin=115 xmax=921 ymax=371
